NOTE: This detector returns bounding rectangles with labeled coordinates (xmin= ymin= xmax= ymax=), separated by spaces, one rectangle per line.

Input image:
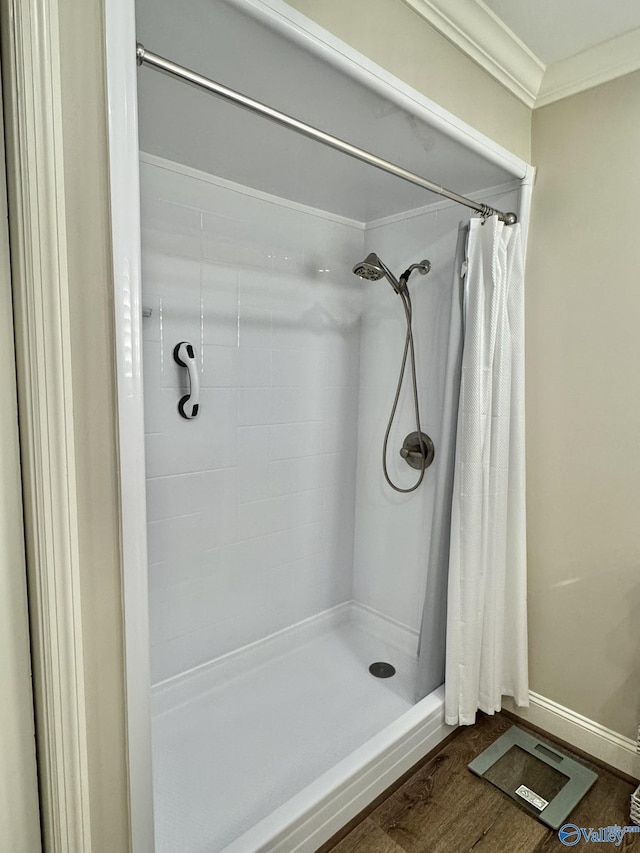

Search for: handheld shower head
xmin=352 ymin=253 xmax=402 ymax=294
xmin=351 ymin=252 xmax=434 ymax=494
xmin=352 ymin=253 xmax=384 ymax=281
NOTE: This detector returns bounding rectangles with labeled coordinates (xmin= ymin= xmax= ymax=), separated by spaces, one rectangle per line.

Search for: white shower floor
xmin=152 ymin=604 xmax=418 ymax=853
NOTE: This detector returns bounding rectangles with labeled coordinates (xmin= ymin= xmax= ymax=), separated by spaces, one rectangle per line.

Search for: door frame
xmin=104 ymin=0 xmax=155 ymax=848
xmin=0 ymin=54 xmax=42 ymax=853
xmin=0 ymin=1 xmax=93 ymax=847
xmin=1 ymin=0 xmax=133 ymax=850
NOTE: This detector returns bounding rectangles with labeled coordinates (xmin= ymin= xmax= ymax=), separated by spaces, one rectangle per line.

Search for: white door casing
xmin=0 ymin=61 xmax=41 ymax=853
xmin=1 ymin=0 xmax=131 ymax=850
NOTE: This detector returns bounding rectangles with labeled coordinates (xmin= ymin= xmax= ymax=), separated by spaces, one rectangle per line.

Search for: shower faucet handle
xmin=400 ymin=432 xmax=435 ymax=470
xmin=173 ymin=341 xmax=200 ymax=419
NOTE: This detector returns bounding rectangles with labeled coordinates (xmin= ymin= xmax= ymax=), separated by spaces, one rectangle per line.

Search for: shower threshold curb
xmin=152 ymin=602 xmax=445 ymax=852
xmin=221 ymin=686 xmax=449 ymax=853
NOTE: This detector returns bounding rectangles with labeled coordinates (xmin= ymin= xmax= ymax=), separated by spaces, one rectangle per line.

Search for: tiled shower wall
xmin=353 ymin=206 xmax=460 ymax=634
xmin=353 ymin=187 xmax=521 ymax=634
xmin=140 ymin=156 xmax=364 ymax=684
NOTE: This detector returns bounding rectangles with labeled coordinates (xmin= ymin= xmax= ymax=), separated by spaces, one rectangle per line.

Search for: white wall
xmin=352 ymin=206 xmax=458 ymax=631
xmin=140 ymin=152 xmax=522 ymax=688
xmin=352 ymin=186 xmax=522 ymax=632
xmin=140 ymin=156 xmax=364 ymax=684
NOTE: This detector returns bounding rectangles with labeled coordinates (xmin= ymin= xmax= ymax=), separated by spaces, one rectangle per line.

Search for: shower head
xmin=352 ymin=253 xmax=402 ymax=294
xmin=352 ymin=255 xmax=384 ymax=281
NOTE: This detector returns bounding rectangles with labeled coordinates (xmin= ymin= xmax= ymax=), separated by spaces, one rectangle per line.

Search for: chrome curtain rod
xmin=136 ymin=44 xmax=518 ymax=225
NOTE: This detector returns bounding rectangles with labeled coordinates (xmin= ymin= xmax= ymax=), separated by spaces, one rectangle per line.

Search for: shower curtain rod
xmin=136 ymin=45 xmax=518 ymax=225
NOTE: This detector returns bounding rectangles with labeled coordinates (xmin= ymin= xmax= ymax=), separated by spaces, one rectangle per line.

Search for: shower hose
xmin=383 ymin=287 xmax=427 ymax=493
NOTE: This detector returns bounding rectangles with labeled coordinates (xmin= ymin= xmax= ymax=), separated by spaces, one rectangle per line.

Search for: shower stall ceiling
xmin=136 ymin=0 xmax=524 ymax=850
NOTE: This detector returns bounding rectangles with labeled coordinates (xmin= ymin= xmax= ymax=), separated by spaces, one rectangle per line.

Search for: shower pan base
xmin=151 ymin=602 xmax=449 ymax=853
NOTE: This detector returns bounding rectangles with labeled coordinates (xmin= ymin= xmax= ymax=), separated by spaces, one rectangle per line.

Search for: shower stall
xmin=106 ymin=0 xmax=534 ymax=850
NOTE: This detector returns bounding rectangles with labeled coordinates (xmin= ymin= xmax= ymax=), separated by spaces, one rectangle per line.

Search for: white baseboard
xmin=504 ymin=692 xmax=640 ymax=781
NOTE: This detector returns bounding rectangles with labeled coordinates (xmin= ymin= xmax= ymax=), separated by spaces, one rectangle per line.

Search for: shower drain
xmin=369 ymin=661 xmax=396 ymax=678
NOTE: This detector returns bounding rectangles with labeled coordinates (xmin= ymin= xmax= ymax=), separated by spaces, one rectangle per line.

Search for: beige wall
xmin=286 ymin=0 xmax=531 ymax=161
xmin=526 ymin=71 xmax=640 ymax=739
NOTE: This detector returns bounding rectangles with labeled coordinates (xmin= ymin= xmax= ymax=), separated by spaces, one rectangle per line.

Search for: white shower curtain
xmin=445 ymin=215 xmax=528 ymax=726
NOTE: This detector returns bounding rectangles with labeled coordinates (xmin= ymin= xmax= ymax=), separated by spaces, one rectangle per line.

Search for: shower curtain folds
xmin=415 ymin=225 xmax=467 ymax=700
xmin=417 ymin=215 xmax=528 ymax=724
xmin=446 ymin=215 xmax=528 ymax=725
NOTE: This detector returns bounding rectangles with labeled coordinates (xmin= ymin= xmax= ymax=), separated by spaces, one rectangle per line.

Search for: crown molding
xmin=536 ymin=25 xmax=640 ymax=107
xmin=402 ymin=0 xmax=640 ymax=110
xmin=401 ymin=0 xmax=544 ymax=107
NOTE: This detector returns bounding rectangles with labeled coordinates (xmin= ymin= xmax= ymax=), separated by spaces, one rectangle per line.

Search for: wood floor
xmin=323 ymin=713 xmax=640 ymax=853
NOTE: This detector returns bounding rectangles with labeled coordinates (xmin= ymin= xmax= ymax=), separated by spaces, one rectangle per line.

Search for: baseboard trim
xmin=504 ymin=692 xmax=640 ymax=782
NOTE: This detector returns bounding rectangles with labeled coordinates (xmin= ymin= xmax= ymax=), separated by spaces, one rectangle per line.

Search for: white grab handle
xmin=173 ymin=341 xmax=200 ymax=419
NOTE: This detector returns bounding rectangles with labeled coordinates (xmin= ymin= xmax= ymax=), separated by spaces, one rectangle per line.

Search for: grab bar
xmin=173 ymin=341 xmax=200 ymax=419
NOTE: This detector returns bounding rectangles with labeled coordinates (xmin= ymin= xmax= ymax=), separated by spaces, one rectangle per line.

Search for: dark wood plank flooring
xmin=324 ymin=713 xmax=640 ymax=853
